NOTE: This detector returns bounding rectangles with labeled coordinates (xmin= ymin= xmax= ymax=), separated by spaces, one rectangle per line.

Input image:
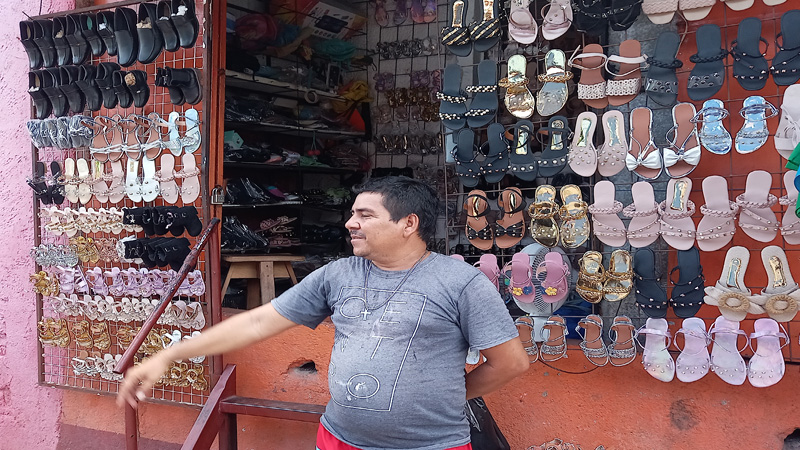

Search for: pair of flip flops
xmin=634 ymin=246 xmax=704 ymax=319
xmin=439 ymin=62 xmax=498 ymax=130
xmin=453 ymin=123 xmax=510 ymax=186
xmin=441 ymin=0 xmax=500 ymax=56
xmin=527 ymin=184 xmax=590 ymax=248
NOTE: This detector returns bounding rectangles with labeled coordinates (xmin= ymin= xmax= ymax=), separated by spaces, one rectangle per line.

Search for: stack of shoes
xmin=122 ymin=205 xmax=203 ymax=237
xmin=221 ymin=216 xmax=269 ymax=253
xmin=224 ymin=178 xmax=289 ymax=205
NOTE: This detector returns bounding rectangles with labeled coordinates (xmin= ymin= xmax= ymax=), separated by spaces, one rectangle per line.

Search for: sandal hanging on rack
xmin=536 ymin=49 xmax=572 ymax=117
xmin=464 ymin=189 xmax=494 ymax=251
xmin=494 ymin=187 xmax=526 ymax=249
xmin=499 ymin=55 xmax=534 ymax=119
xmin=528 ymin=185 xmax=559 ymax=247
xmin=468 ymin=0 xmax=500 ymax=52
xmin=540 ymin=315 xmax=568 ymax=362
xmin=536 ymin=115 xmax=571 ymax=178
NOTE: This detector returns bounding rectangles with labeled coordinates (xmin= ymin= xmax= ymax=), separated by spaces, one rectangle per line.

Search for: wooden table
xmin=221 ymin=254 xmax=305 ymax=309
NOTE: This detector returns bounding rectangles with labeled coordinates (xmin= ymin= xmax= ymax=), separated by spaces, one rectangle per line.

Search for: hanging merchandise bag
xmin=465 ymin=397 xmax=512 ymax=450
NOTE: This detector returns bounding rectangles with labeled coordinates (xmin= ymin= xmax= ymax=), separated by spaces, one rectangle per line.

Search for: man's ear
xmin=402 ymin=213 xmax=421 ymax=238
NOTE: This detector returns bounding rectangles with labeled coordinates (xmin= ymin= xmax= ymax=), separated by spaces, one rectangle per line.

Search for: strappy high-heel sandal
xmin=576 ymin=314 xmax=608 ymax=366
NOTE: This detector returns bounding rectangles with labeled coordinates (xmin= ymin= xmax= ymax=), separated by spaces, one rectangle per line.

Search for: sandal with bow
xmin=664 ymin=102 xmax=701 ymax=178
xmin=626 ymin=107 xmax=662 ymax=180
xmin=464 ymin=189 xmax=493 ymax=250
xmin=494 ymin=187 xmax=526 ymax=249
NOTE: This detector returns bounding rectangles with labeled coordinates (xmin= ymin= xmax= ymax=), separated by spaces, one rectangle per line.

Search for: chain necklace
xmin=362 ymin=251 xmax=430 ymax=311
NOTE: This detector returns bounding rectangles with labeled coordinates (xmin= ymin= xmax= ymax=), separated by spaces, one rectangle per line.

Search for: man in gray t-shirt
xmin=118 ymin=176 xmax=529 ymax=450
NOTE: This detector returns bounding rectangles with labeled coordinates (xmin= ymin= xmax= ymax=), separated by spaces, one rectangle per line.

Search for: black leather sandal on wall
xmin=770 ymin=9 xmax=800 ymax=86
xmin=688 ymin=24 xmax=727 ymax=102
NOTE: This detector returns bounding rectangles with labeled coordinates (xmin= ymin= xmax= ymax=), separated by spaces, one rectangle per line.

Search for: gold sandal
xmin=528 ymin=185 xmax=559 ymax=247
xmin=603 ymin=249 xmax=633 ymax=301
xmin=559 ymin=184 xmax=590 ymax=248
xmin=576 ymin=251 xmax=605 ymax=303
xmin=499 ymin=54 xmax=535 ymax=118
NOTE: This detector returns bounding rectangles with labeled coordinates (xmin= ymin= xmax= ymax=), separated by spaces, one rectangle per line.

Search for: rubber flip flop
xmin=438 ymin=64 xmax=467 ymax=130
xmin=637 ymin=317 xmax=675 ymax=382
xmin=731 ymin=18 xmax=769 ymax=91
xmin=747 ymin=318 xmax=787 ymax=388
xmin=464 ymin=189 xmax=494 ymax=250
xmin=708 ymin=316 xmax=748 ymax=386
xmin=597 ymin=110 xmax=627 ymax=177
xmin=669 ymin=247 xmax=705 ymax=318
xmin=624 ymin=181 xmax=660 ymax=248
xmin=495 ymin=187 xmax=526 ymax=249
xmin=687 ymin=24 xmax=727 ymax=101
xmin=481 ymin=123 xmax=509 ymax=183
xmin=780 ymin=171 xmax=800 ymax=245
xmin=568 ymin=111 xmax=598 ymax=177
xmin=774 ymin=85 xmax=800 ymax=159
xmin=659 ymin=178 xmax=696 ymax=250
xmin=475 ymin=253 xmax=500 ymax=289
xmin=696 ymin=176 xmax=738 ymax=252
xmin=736 ymin=96 xmax=777 ymax=154
xmin=536 ymin=252 xmax=570 ymax=303
xmin=606 ymin=39 xmax=647 ymax=107
xmin=749 ymin=245 xmax=800 ymax=322
xmin=508 ymin=0 xmax=537 ymax=44
xmin=704 ymin=246 xmax=763 ymax=321
xmin=440 ymin=0 xmax=472 ymax=57
xmin=568 ymin=44 xmax=609 ymax=109
xmin=468 ymin=0 xmax=500 ymax=52
xmin=664 ymin=102 xmax=701 ymax=178
xmin=693 ymin=99 xmax=732 ymax=155
xmin=679 ymin=0 xmax=715 ymax=21
xmin=536 ymin=50 xmax=572 ymax=117
xmin=508 ymin=120 xmax=537 ymax=181
xmin=736 ymin=170 xmax=778 ymax=242
xmin=537 ymin=116 xmax=571 ymax=178
xmin=588 ymin=180 xmax=626 ymax=247
xmin=465 ymin=60 xmax=498 ymax=128
xmin=645 ymin=31 xmax=682 ymax=107
xmin=509 ymin=251 xmax=536 ymax=303
xmin=674 ymin=317 xmax=710 ymax=383
xmin=770 ymin=10 xmax=800 ymax=86
xmin=626 ymin=107 xmax=662 ymax=180
xmin=642 ymin=0 xmax=677 ymax=24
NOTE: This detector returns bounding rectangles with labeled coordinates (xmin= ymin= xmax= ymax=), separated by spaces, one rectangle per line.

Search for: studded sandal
xmin=464 ymin=189 xmax=493 ymax=250
xmin=576 ymin=314 xmax=609 ymax=366
xmin=735 ymin=170 xmax=778 ymax=242
xmin=438 ymin=64 xmax=467 ymax=130
xmin=588 ymin=180 xmax=626 ymax=247
xmin=495 ymin=187 xmax=526 ymax=249
xmin=770 ymin=10 xmax=800 ymax=86
xmin=780 ymin=171 xmax=800 ymax=245
xmin=674 ymin=317 xmax=711 ymax=383
xmin=636 ymin=317 xmax=675 ymax=383
xmin=669 ymin=247 xmax=706 ymax=318
xmin=731 ymin=18 xmax=769 ymax=91
xmin=696 ymin=176 xmax=738 ymax=252
xmin=634 ymin=247 xmax=668 ymax=318
xmin=644 ymin=31 xmax=683 ymax=107
xmin=659 ymin=177 xmax=696 ymax=251
xmin=687 ymin=24 xmax=727 ymax=101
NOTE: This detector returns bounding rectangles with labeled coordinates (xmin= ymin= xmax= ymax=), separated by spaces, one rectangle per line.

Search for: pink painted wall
xmin=0 ymin=1 xmax=74 ymax=449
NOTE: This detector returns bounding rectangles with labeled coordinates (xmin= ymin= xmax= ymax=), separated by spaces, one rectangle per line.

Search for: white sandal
xmin=636 ymin=317 xmax=674 ymax=383
xmin=747 ymin=318 xmax=788 ymax=388
xmin=708 ymin=315 xmax=748 ymax=386
xmin=674 ymin=317 xmax=710 ymax=383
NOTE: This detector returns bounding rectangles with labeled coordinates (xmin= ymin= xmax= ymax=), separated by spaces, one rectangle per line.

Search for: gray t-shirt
xmin=272 ymin=253 xmax=518 ymax=450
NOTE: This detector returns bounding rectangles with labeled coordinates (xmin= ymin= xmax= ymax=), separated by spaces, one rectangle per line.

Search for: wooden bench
xmin=221 ymin=255 xmax=305 ymax=309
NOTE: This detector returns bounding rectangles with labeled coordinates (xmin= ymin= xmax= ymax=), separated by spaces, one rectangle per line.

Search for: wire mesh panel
xmin=31 ymin=0 xmax=210 ymax=406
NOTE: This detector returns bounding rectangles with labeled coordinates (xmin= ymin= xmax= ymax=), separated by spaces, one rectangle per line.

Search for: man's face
xmin=345 ymin=192 xmax=409 ymax=259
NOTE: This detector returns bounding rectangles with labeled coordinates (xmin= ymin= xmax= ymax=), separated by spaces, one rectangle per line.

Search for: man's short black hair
xmin=353 ymin=176 xmax=439 ymax=243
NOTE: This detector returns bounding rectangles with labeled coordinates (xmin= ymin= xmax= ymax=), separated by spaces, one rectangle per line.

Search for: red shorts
xmin=316 ymin=423 xmax=472 ymax=450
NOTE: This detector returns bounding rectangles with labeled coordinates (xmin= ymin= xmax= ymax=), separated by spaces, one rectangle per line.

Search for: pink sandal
xmin=735 ymin=170 xmax=778 ymax=242
xmin=659 ymin=177 xmax=696 ymax=250
xmin=623 ymin=181 xmax=660 ymax=248
xmin=696 ymin=176 xmax=739 ymax=252
xmin=507 ymin=252 xmax=535 ymax=303
xmin=674 ymin=317 xmax=710 ymax=383
xmin=475 ymin=253 xmax=500 ymax=290
xmin=535 ymin=252 xmax=569 ymax=303
xmin=747 ymin=318 xmax=788 ymax=388
xmin=779 ymin=170 xmax=800 ymax=245
xmin=588 ymin=180 xmax=626 ymax=247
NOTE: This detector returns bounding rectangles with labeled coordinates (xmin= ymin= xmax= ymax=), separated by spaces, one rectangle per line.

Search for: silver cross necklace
xmin=360 ymin=251 xmax=430 ymax=319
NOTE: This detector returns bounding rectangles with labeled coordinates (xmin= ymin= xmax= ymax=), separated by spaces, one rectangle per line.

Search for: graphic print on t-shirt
xmin=329 ymin=285 xmax=428 ymax=412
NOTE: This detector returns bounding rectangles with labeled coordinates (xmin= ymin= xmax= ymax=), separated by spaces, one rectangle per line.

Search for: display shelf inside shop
xmin=226 ymin=69 xmax=345 ymax=100
xmin=223 ymin=161 xmax=362 ymax=174
xmin=224 ymin=119 xmax=367 ymax=138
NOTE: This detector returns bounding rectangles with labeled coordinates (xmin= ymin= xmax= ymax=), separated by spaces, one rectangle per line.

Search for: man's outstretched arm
xmin=116 ymin=302 xmax=297 ymax=409
xmin=464 ymin=337 xmax=529 ymax=400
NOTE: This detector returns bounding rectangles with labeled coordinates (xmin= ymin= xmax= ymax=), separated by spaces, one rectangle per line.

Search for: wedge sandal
xmin=770 ymin=10 xmax=800 ymax=86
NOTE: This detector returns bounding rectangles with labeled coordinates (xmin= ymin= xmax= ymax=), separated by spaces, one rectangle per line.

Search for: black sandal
xmin=669 ymin=246 xmax=705 ymax=319
xmin=481 ymin=123 xmax=509 ymax=183
xmin=609 ymin=0 xmax=642 ymax=31
xmin=27 ymin=161 xmax=53 ymax=205
xmin=644 ymin=31 xmax=683 ymax=107
xmin=731 ymin=17 xmax=769 ymax=91
xmin=770 ymin=9 xmax=800 ymax=86
xmin=634 ymin=247 xmax=668 ymax=318
xmin=572 ymin=0 xmax=608 ymax=36
xmin=454 ymin=128 xmax=481 ymax=187
xmin=688 ymin=24 xmax=727 ymax=102
xmin=536 ymin=116 xmax=571 ymax=178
